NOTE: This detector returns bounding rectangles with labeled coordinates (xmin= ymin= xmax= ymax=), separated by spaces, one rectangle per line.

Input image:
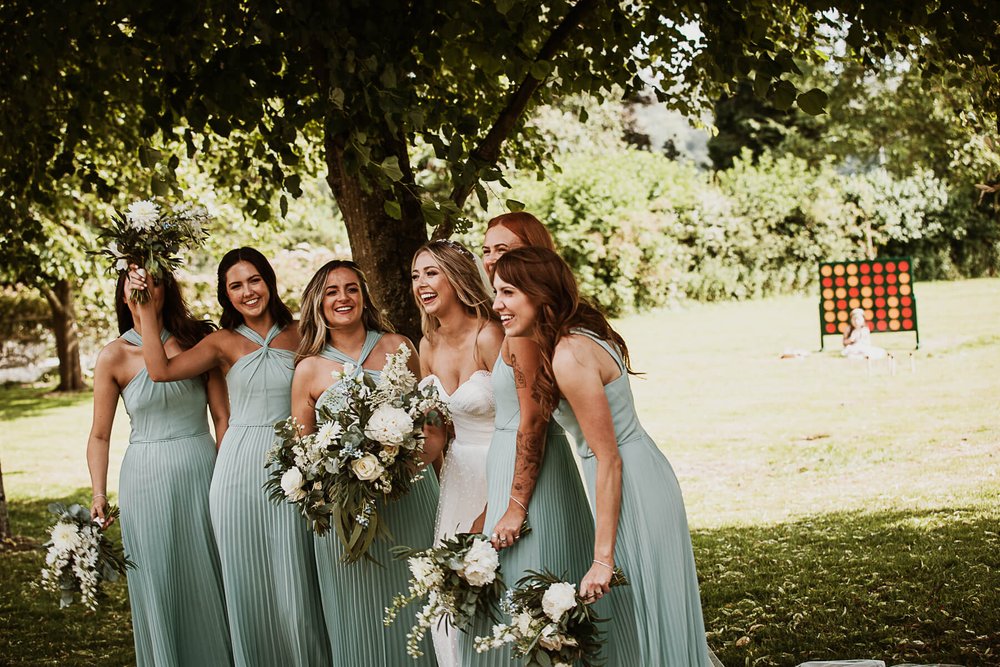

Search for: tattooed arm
xmin=490 ymin=336 xmax=549 ymax=550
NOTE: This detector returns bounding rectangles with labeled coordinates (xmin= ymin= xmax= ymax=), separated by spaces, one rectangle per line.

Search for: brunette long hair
xmin=486 ymin=212 xmax=556 ymax=250
xmin=295 ymin=260 xmax=394 ymax=364
xmin=115 ymin=272 xmax=215 ymax=349
xmin=216 ymin=247 xmax=293 ymax=330
xmin=494 ymin=246 xmax=635 ymax=414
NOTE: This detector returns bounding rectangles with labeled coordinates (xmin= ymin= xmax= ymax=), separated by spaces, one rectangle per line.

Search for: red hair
xmin=486 ymin=212 xmax=556 ymax=251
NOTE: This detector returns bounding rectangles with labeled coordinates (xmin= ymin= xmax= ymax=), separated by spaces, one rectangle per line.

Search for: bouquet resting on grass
xmin=38 ymin=503 xmax=135 ymax=610
xmin=265 ymin=343 xmax=449 ymax=563
xmin=474 ymin=568 xmax=630 ymax=667
xmin=384 ymin=532 xmax=509 ymax=658
xmin=93 ymin=198 xmax=211 ymax=303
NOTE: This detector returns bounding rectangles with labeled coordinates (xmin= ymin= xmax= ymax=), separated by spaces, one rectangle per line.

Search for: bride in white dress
xmin=411 ymin=240 xmax=503 ymax=667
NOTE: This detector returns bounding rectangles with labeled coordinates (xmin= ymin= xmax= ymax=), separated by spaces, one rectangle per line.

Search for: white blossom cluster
xmin=473 ymin=580 xmax=580 ymax=665
xmin=384 ymin=536 xmax=502 ymax=658
xmin=40 ymin=520 xmax=105 ymax=610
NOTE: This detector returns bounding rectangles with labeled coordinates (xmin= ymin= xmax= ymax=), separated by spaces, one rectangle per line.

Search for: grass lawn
xmin=2 ymin=278 xmax=998 ymax=666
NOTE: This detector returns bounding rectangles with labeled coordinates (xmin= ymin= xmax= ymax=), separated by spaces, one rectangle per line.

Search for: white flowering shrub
xmin=265 ymin=344 xmax=449 ymax=563
xmin=384 ymin=533 xmax=506 ymax=659
xmin=38 ymin=503 xmax=134 ymax=610
xmin=473 ymin=568 xmax=630 ymax=667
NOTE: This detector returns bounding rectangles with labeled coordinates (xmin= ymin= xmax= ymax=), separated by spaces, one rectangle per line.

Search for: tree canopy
xmin=2 ymin=0 xmax=998 ymax=336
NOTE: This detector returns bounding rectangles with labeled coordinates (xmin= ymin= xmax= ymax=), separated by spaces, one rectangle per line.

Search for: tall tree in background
xmin=2 ymin=0 xmax=999 ymax=338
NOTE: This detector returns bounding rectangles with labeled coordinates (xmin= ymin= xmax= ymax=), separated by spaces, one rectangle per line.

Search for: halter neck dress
xmin=209 ymin=323 xmax=331 ymax=666
xmin=458 ymin=352 xmax=641 ymax=666
xmin=551 ymin=330 xmax=712 ymax=666
xmin=118 ymin=329 xmax=232 ymax=666
xmin=311 ymin=331 xmax=440 ymax=666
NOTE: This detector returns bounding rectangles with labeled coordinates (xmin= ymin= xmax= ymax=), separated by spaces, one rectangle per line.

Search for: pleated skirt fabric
xmin=119 ymin=432 xmax=233 ymax=667
xmin=582 ymin=438 xmax=712 ymax=667
xmin=312 ymin=472 xmax=440 ymax=666
xmin=458 ymin=427 xmax=641 ymax=666
xmin=209 ymin=424 xmax=331 ymax=667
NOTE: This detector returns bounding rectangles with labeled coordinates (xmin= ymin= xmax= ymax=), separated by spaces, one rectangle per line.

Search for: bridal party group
xmin=86 ymin=211 xmax=715 ymax=666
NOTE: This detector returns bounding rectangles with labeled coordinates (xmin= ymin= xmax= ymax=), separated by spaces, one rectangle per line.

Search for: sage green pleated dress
xmin=118 ymin=328 xmax=232 ymax=666
xmin=312 ymin=332 xmax=440 ymax=666
xmin=209 ymin=324 xmax=331 ymax=667
xmin=458 ymin=353 xmax=641 ymax=667
xmin=551 ymin=331 xmax=712 ymax=667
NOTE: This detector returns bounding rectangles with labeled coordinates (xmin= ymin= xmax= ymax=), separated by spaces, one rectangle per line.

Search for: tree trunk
xmin=324 ymin=134 xmax=426 ymax=342
xmin=0 ymin=460 xmax=11 ymax=541
xmin=39 ymin=278 xmax=84 ymax=391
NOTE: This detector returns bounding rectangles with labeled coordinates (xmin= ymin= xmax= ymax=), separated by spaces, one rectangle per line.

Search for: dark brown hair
xmin=115 ymin=272 xmax=216 ymax=350
xmin=216 ymin=247 xmax=293 ymax=330
xmin=494 ymin=246 xmax=635 ymax=414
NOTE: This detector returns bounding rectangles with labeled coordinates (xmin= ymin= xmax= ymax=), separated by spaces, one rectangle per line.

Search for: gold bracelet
xmin=593 ymin=558 xmax=614 ymax=571
xmin=509 ymin=496 xmax=528 ymax=514
xmin=92 ymin=493 xmax=107 ymax=500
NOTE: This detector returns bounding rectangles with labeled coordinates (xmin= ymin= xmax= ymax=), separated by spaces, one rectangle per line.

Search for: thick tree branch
xmin=437 ymin=0 xmax=601 ymax=238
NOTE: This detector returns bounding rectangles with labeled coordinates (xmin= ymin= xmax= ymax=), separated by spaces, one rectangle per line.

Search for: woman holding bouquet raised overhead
xmin=493 ymin=246 xmax=713 ymax=667
xmin=87 ymin=271 xmax=232 ymax=666
xmin=410 ymin=240 xmax=502 ymax=667
xmin=131 ymin=248 xmax=330 ymax=667
xmin=290 ymin=259 xmax=440 ymax=667
xmin=459 ymin=212 xmax=641 ymax=667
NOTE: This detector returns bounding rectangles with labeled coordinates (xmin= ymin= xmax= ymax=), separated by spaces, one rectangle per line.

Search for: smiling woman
xmin=131 ymin=247 xmax=331 ymax=667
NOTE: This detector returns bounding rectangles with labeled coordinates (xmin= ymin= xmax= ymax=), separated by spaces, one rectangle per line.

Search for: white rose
xmin=280 ymin=467 xmax=307 ymax=501
xmin=458 ymin=538 xmax=500 ymax=587
xmin=351 ymin=453 xmax=384 ymax=481
xmin=538 ymin=624 xmax=569 ymax=651
xmin=365 ymin=404 xmax=413 ymax=445
xmin=541 ymin=581 xmax=578 ymax=622
xmin=125 ymin=199 xmax=160 ymax=230
xmin=50 ymin=522 xmax=81 ymax=552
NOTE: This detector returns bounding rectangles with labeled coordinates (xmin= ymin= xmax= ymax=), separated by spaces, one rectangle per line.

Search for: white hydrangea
xmin=541 ymin=581 xmax=578 ymax=622
xmin=408 ymin=556 xmax=442 ymax=590
xmin=457 ymin=538 xmax=500 ymax=587
xmin=125 ymin=199 xmax=160 ymax=230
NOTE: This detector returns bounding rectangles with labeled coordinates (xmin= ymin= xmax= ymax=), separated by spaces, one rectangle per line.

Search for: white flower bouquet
xmin=474 ymin=568 xmax=630 ymax=667
xmin=93 ymin=198 xmax=211 ymax=302
xmin=265 ymin=344 xmax=449 ymax=563
xmin=383 ymin=532 xmax=512 ymax=659
xmin=38 ymin=503 xmax=134 ymax=610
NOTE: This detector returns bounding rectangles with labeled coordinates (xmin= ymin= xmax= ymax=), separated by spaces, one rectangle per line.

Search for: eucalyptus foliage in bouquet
xmin=474 ymin=568 xmax=630 ymax=667
xmin=38 ymin=503 xmax=135 ymax=610
xmin=93 ymin=198 xmax=211 ymax=303
xmin=384 ymin=532 xmax=512 ymax=658
xmin=265 ymin=344 xmax=449 ymax=563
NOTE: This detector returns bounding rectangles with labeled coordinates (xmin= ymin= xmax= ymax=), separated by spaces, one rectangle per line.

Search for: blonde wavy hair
xmin=411 ymin=240 xmax=499 ymax=340
xmin=296 ymin=260 xmax=393 ymax=364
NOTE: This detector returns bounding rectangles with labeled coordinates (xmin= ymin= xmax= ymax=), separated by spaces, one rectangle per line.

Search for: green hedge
xmin=511 ymin=148 xmax=999 ymax=315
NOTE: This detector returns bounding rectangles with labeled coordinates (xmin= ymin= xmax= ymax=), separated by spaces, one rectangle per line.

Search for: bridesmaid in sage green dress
xmin=493 ymin=246 xmax=713 ymax=667
xmin=87 ymin=272 xmax=232 ymax=666
xmin=291 ymin=260 xmax=439 ymax=666
xmin=133 ymin=248 xmax=330 ymax=666
xmin=457 ymin=212 xmax=639 ymax=666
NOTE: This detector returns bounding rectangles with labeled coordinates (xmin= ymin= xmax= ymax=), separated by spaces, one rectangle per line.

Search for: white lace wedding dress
xmin=421 ymin=370 xmax=495 ymax=667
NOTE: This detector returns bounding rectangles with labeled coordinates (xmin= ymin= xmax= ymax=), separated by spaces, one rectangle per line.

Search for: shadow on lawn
xmin=694 ymin=506 xmax=1000 ymax=667
xmin=0 ymin=383 xmax=91 ymax=422
xmin=2 ymin=495 xmax=997 ymax=667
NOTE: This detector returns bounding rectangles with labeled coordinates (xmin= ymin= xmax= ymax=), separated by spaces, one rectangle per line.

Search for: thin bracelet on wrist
xmin=509 ymin=496 xmax=528 ymax=515
xmin=92 ymin=493 xmax=107 ymax=501
xmin=593 ymin=558 xmax=614 ymax=571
